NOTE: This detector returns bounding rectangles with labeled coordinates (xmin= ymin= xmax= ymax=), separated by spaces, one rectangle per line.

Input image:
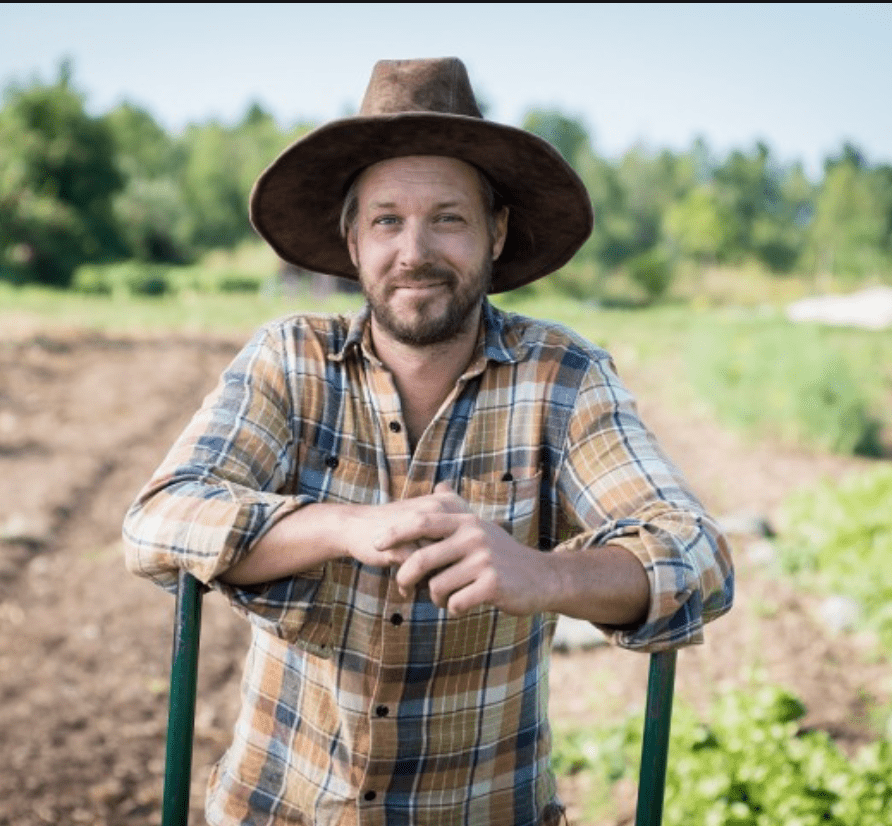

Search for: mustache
xmin=386 ymin=265 xmax=457 ymax=289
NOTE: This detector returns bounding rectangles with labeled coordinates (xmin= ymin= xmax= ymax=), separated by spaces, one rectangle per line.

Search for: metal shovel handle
xmin=162 ymin=571 xmax=205 ymax=826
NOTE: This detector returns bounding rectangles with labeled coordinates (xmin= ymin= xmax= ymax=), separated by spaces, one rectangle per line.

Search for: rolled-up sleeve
xmin=555 ymin=357 xmax=734 ymax=651
xmin=121 ymin=326 xmax=320 ymax=633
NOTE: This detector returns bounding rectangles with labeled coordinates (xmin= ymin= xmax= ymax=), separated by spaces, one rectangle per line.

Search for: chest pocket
xmin=460 ymin=471 xmax=542 ymax=549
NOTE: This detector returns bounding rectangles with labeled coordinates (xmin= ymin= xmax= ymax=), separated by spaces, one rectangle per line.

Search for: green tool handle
xmin=162 ymin=571 xmax=205 ymax=826
xmin=157 ymin=573 xmax=675 ymax=826
xmin=635 ymin=649 xmax=678 ymax=826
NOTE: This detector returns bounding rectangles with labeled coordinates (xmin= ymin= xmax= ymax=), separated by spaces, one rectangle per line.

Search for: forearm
xmin=220 ymin=502 xmax=360 ymax=585
xmin=542 ymin=544 xmax=650 ymax=627
xmin=123 ymin=472 xmax=309 ymax=588
xmin=220 ymin=490 xmax=454 ymax=585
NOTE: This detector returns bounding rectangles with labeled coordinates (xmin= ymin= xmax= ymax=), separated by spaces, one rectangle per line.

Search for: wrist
xmin=543 ymin=544 xmax=650 ymax=626
xmin=311 ymin=502 xmax=365 ymax=561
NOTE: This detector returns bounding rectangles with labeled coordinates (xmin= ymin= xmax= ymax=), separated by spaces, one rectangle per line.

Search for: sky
xmin=2 ymin=3 xmax=891 ymax=178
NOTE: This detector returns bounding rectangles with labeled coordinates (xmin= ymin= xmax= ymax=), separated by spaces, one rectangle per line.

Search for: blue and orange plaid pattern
xmin=124 ymin=301 xmax=733 ymax=826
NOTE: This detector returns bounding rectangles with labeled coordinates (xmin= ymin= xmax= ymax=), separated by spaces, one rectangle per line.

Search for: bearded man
xmin=124 ymin=58 xmax=733 ymax=826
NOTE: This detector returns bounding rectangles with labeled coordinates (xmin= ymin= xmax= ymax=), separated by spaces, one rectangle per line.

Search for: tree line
xmin=2 ymin=65 xmax=891 ymax=294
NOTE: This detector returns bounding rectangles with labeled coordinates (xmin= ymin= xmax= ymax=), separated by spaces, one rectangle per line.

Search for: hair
xmin=338 ymin=163 xmax=506 ymax=242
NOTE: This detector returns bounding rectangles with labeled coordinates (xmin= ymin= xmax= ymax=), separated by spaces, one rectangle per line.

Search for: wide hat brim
xmin=249 ymin=112 xmax=593 ymax=293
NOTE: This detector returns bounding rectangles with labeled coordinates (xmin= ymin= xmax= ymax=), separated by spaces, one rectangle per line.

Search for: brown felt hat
xmin=250 ymin=57 xmax=593 ymax=293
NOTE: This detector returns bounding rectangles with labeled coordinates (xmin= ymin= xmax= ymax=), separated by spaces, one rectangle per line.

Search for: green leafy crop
xmin=777 ymin=464 xmax=892 ymax=648
xmin=685 ymin=317 xmax=885 ymax=457
xmin=553 ymin=684 xmax=892 ymax=826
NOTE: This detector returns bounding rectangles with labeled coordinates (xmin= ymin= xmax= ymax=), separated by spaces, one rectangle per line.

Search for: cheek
xmin=439 ymin=235 xmax=488 ymax=267
xmin=352 ymin=235 xmax=394 ymax=273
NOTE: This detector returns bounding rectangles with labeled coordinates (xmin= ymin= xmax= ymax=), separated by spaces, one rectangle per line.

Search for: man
xmin=123 ymin=58 xmax=733 ymax=826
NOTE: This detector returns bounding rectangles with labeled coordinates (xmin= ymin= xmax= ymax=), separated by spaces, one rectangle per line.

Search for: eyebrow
xmin=368 ymin=199 xmax=469 ymax=210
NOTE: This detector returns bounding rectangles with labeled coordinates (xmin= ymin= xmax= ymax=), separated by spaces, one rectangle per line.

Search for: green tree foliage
xmin=519 ymin=107 xmax=892 ymax=301
xmin=708 ymin=143 xmax=807 ymax=272
xmin=179 ymin=105 xmax=310 ymax=252
xmin=664 ymin=184 xmax=737 ymax=264
xmin=0 ymin=65 xmax=124 ymax=286
xmin=103 ymin=103 xmax=191 ymax=262
xmin=806 ymin=145 xmax=892 ymax=279
xmin=521 ymin=108 xmax=590 ymax=165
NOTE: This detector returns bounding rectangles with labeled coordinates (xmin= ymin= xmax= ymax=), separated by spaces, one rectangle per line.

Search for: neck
xmin=369 ymin=306 xmax=482 ymax=446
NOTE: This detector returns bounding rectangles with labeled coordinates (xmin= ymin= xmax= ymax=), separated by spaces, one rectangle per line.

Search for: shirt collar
xmin=480 ymin=299 xmax=523 ymax=365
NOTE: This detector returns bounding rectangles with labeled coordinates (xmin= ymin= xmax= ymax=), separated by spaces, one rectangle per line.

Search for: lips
xmin=387 ymin=271 xmax=456 ymax=296
xmin=396 ymin=281 xmax=448 ymax=290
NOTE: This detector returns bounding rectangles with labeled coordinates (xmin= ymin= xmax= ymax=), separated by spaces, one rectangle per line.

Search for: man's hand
xmin=341 ymin=482 xmax=471 ymax=569
xmin=373 ymin=483 xmax=554 ymax=617
xmin=376 ymin=482 xmax=651 ymax=626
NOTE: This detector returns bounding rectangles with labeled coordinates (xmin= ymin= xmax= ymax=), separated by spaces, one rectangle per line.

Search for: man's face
xmin=347 ymin=155 xmax=508 ymax=347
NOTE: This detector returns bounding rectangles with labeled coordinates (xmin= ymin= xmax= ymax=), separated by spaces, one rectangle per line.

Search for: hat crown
xmin=359 ymin=58 xmax=483 ymax=118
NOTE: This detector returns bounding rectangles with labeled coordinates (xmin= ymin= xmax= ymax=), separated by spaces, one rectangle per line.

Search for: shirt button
xmin=388 ymin=421 xmax=402 ymax=433
xmin=325 ymin=455 xmax=339 ymax=469
xmin=375 ymin=705 xmax=389 ymax=717
xmin=364 ymin=790 xmax=377 ymax=801
xmin=501 ymin=471 xmax=514 ymax=482
xmin=390 ymin=612 xmax=404 ymax=626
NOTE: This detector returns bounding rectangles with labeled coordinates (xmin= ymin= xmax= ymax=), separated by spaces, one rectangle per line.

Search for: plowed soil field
xmin=1 ymin=323 xmax=888 ymax=825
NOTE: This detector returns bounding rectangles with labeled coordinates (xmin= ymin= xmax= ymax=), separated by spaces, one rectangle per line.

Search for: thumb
xmin=432 ymin=481 xmax=471 ymax=514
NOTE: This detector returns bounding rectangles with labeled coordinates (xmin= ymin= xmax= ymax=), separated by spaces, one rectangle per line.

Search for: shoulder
xmin=251 ymin=311 xmax=358 ymax=355
xmin=492 ymin=304 xmax=614 ymax=367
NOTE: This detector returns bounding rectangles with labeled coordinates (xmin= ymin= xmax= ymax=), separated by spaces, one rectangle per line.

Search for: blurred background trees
xmin=0 ymin=62 xmax=124 ymax=286
xmin=1 ymin=65 xmax=313 ymax=288
xmin=2 ymin=64 xmax=892 ymax=297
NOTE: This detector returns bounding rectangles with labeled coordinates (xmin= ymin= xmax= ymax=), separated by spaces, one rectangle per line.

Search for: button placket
xmin=363 ymin=576 xmax=409 ymax=799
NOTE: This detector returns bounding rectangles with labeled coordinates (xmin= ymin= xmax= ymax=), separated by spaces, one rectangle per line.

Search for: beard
xmin=359 ymin=260 xmax=492 ymax=347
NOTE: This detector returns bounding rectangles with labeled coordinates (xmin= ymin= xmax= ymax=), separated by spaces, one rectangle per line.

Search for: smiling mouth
xmin=392 ymin=280 xmax=451 ymax=293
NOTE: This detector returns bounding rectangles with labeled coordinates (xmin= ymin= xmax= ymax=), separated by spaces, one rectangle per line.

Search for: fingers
xmin=394 ymin=520 xmax=547 ymax=618
xmin=392 ymin=519 xmax=489 ymax=600
xmin=376 ymin=543 xmax=418 ymax=567
xmin=373 ymin=509 xmax=465 ymax=555
xmin=366 ymin=486 xmax=490 ymax=606
xmin=431 ymin=482 xmax=472 ymax=515
xmin=443 ymin=577 xmax=493 ymax=617
xmin=391 ymin=522 xmax=466 ymax=595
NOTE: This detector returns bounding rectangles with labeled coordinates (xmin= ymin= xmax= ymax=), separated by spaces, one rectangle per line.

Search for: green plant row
xmin=71 ymin=260 xmax=267 ymax=297
xmin=553 ymin=683 xmax=892 ymax=826
xmin=683 ymin=313 xmax=889 ymax=457
xmin=776 ymin=463 xmax=892 ymax=648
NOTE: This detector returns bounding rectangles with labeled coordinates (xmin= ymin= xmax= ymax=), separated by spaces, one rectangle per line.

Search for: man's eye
xmin=373 ymin=216 xmax=399 ymax=226
xmin=436 ymin=214 xmax=463 ymax=223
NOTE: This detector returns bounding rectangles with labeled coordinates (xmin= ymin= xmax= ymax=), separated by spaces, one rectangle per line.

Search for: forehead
xmin=355 ymin=155 xmax=483 ymax=204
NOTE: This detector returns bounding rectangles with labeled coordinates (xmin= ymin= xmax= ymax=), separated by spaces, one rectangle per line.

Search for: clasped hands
xmin=347 ymin=482 xmax=551 ymax=618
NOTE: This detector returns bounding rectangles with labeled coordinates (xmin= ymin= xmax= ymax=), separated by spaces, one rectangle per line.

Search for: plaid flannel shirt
xmin=123 ymin=301 xmax=733 ymax=826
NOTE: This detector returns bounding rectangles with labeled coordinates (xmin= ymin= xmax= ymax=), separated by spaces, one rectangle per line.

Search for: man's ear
xmin=491 ymin=207 xmax=510 ymax=260
xmin=347 ymin=228 xmax=359 ymax=268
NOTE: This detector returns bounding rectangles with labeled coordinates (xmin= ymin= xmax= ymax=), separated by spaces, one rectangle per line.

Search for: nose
xmin=396 ymin=221 xmax=433 ymax=270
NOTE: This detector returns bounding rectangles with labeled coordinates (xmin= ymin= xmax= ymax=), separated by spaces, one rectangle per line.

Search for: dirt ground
xmin=0 ymin=323 xmax=889 ymax=826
